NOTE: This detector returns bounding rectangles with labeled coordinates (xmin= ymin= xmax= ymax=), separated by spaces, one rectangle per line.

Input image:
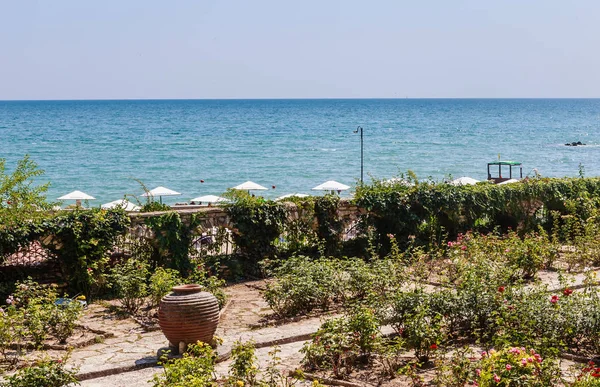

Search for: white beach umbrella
xmin=190 ymin=195 xmax=228 ymax=204
xmin=58 ymin=190 xmax=96 ymax=207
xmin=450 ymin=177 xmax=480 ymax=186
xmin=101 ymin=199 xmax=141 ymax=211
xmin=141 ymin=186 xmax=181 ymax=203
xmin=497 ymin=178 xmax=520 ymax=185
xmin=232 ymin=181 xmax=268 ymax=191
xmin=275 ymin=193 xmax=309 ymax=201
xmin=312 ymin=180 xmax=351 ymax=192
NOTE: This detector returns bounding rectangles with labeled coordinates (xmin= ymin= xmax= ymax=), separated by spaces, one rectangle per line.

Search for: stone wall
xmin=128 ymin=199 xmax=363 ymax=233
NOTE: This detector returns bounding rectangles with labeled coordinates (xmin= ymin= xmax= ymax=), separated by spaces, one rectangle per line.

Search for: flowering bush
xmin=49 ymin=298 xmax=83 ymax=344
xmin=301 ymin=307 xmax=381 ymax=378
xmin=109 ymin=258 xmax=149 ymax=314
xmin=473 ymin=347 xmax=560 ymax=386
xmin=0 ymin=353 xmax=78 ymax=387
xmin=446 ymin=230 xmax=555 ymax=280
xmin=227 ymin=340 xmax=259 ymax=386
xmin=571 ymin=362 xmax=600 ymax=386
xmin=0 ymin=305 xmax=25 ymax=366
xmin=151 ymin=341 xmax=218 ymax=387
xmin=386 ymin=289 xmax=447 ymax=363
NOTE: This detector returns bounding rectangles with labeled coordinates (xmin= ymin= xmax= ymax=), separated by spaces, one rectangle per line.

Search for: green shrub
xmin=187 ymin=264 xmax=227 ymax=309
xmin=228 ymin=340 xmax=259 ymax=386
xmin=149 ymin=267 xmax=182 ymax=307
xmin=0 ymin=306 xmax=25 ymax=366
xmin=0 ymin=354 xmax=78 ymax=387
xmin=263 ymin=256 xmax=347 ymax=317
xmin=301 ymin=307 xmax=381 ymax=378
xmin=150 ymin=341 xmax=218 ymax=387
xmin=49 ymin=299 xmax=83 ymax=344
xmin=109 ymin=259 xmax=149 ymax=314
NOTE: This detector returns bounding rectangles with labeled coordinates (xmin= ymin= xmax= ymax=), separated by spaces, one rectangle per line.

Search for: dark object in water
xmin=565 ymin=141 xmax=586 ymax=146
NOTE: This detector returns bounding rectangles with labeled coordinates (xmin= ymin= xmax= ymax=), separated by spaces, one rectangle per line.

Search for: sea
xmin=1 ymin=99 xmax=599 ymax=204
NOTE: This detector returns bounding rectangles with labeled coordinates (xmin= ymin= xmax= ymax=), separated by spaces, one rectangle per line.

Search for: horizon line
xmin=2 ymin=97 xmax=600 ymax=102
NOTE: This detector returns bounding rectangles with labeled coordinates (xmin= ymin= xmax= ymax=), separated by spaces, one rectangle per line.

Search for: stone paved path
xmin=63 ymin=280 xmax=328 ymax=382
xmin=78 ymin=340 xmax=309 ymax=387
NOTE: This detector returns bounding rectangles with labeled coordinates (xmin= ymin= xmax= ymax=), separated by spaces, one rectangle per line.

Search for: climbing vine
xmin=314 ymin=194 xmax=344 ymax=256
xmin=42 ymin=208 xmax=130 ymax=299
xmin=354 ymin=176 xmax=600 ymax=254
xmin=144 ymin=211 xmax=204 ymax=274
xmin=225 ymin=195 xmax=286 ymax=263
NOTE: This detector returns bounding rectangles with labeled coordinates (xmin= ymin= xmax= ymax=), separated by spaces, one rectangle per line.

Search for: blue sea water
xmin=1 ymin=99 xmax=600 ymax=204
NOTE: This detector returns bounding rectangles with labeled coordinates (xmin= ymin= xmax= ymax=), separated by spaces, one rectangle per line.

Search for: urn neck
xmin=172 ymin=284 xmax=203 ymax=294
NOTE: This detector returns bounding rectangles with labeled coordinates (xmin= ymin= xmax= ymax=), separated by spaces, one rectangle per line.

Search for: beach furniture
xmin=142 ymin=186 xmax=181 ymax=203
xmin=232 ymin=181 xmax=268 ymax=194
xmin=58 ymin=190 xmax=96 ymax=207
xmin=487 ymin=161 xmax=522 ymax=184
xmin=312 ymin=180 xmax=350 ymax=194
xmin=101 ymin=199 xmax=140 ymax=211
xmin=189 ymin=195 xmax=228 ymax=205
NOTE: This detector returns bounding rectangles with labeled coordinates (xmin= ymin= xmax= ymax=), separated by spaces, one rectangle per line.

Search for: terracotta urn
xmin=158 ymin=284 xmax=219 ymax=352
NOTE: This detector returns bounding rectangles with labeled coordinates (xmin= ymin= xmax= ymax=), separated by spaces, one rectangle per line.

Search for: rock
xmin=565 ymin=141 xmax=586 ymax=146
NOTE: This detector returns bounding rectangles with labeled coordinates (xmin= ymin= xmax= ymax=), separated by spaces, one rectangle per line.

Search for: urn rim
xmin=172 ymin=284 xmax=204 ymax=293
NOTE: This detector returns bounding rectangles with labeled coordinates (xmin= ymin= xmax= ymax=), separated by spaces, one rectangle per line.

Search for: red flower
xmin=563 ymin=288 xmax=573 ymax=296
xmin=498 ymin=286 xmax=505 ymax=293
xmin=550 ymin=295 xmax=559 ymax=304
xmin=430 ymin=343 xmax=438 ymax=350
xmin=461 ymin=245 xmax=467 ymax=251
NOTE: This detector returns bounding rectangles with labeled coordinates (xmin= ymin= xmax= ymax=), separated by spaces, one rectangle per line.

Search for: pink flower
xmin=475 ymin=368 xmax=481 ymax=376
xmin=506 ymin=364 xmax=512 ymax=371
xmin=481 ymin=351 xmax=487 ymax=358
xmin=461 ymin=245 xmax=467 ymax=251
xmin=387 ymin=233 xmax=395 ymax=239
xmin=505 ymin=248 xmax=510 ymax=253
xmin=521 ymin=359 xmax=527 ymax=366
xmin=447 ymin=241 xmax=453 ymax=247
xmin=493 ymin=374 xmax=501 ymax=383
xmin=550 ymin=295 xmax=559 ymax=304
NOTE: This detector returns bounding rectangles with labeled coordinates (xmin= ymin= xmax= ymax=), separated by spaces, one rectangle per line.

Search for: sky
xmin=1 ymin=0 xmax=599 ymax=99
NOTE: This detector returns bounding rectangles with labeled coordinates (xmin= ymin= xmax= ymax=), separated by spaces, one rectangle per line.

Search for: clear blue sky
xmin=1 ymin=0 xmax=599 ymax=99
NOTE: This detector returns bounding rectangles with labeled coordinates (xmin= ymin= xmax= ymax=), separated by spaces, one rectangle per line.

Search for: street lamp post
xmin=354 ymin=126 xmax=364 ymax=183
